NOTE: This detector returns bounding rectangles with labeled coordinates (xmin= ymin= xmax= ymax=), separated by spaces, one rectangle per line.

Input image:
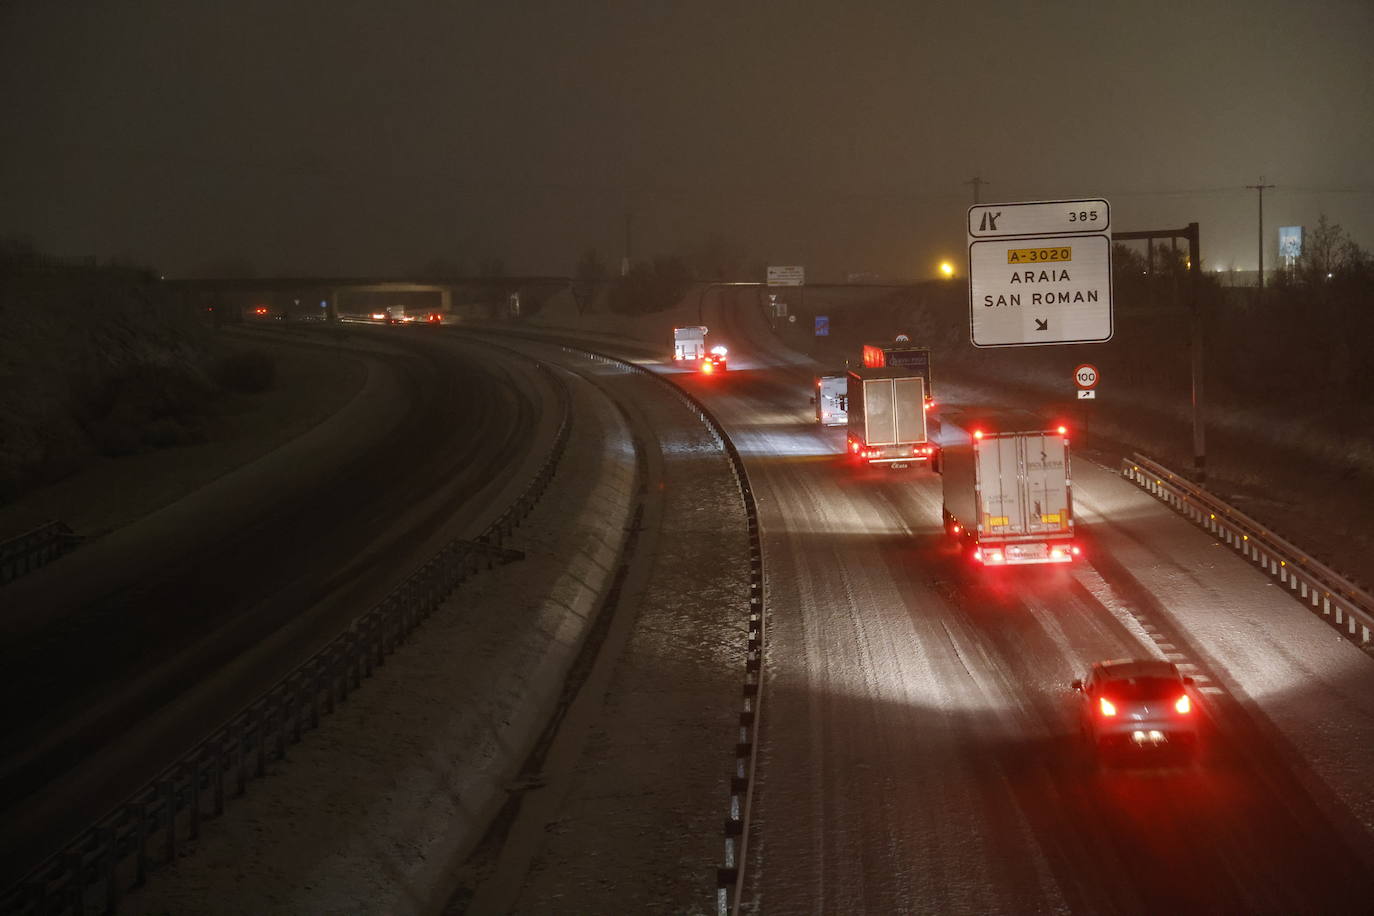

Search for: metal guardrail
xmin=1121 ymin=452 xmax=1374 ymax=645
xmin=1 ymin=359 xmax=574 ymax=916
xmin=550 ymin=347 xmax=765 ymax=916
xmin=0 ymin=522 xmax=83 ymax=586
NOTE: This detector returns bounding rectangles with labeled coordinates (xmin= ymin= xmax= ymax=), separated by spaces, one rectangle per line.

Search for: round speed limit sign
xmin=1074 ymin=364 xmax=1099 ymax=390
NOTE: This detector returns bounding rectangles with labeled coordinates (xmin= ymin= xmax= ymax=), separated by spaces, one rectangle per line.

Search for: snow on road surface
xmin=698 ymin=287 xmax=1374 ymax=913
xmin=123 ymin=360 xmax=638 ymax=916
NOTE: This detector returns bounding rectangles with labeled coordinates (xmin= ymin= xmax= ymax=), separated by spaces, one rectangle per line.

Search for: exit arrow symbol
xmin=1035 ymin=318 xmax=1048 ymax=331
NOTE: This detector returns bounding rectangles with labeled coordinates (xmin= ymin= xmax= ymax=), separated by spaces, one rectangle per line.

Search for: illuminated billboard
xmin=1278 ymin=226 xmax=1303 ymax=263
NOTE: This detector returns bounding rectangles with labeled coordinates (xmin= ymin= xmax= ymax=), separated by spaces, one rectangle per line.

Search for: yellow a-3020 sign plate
xmin=1007 ymin=246 xmax=1072 ymax=264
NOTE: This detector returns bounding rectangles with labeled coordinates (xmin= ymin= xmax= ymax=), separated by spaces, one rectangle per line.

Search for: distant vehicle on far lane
xmin=700 ymin=345 xmax=728 ymax=374
xmin=814 ymin=373 xmax=848 ymax=426
xmin=1073 ymin=659 xmax=1198 ymax=759
xmin=674 ymin=325 xmax=708 ymax=361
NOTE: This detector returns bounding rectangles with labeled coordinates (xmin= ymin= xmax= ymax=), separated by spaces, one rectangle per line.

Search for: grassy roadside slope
xmin=0 ymin=260 xmax=365 ymax=542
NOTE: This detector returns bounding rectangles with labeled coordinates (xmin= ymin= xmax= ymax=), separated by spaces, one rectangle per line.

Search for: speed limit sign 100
xmin=1074 ymin=364 xmax=1099 ymax=390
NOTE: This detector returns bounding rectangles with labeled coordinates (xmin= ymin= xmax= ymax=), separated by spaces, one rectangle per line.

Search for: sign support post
xmin=1116 ymin=223 xmax=1205 ymax=482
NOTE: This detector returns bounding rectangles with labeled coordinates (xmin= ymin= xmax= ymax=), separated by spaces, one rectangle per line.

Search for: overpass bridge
xmin=167 ymin=275 xmax=573 ymax=321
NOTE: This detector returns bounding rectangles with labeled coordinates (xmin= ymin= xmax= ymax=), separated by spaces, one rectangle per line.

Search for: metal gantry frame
xmin=1114 ymin=222 xmax=1206 ymax=482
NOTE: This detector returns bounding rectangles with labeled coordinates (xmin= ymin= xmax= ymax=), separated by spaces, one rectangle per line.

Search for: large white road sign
xmin=967 ymin=199 xmax=1114 ymax=347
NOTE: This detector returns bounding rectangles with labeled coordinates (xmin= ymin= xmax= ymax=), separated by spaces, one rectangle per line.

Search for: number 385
xmin=1068 ymin=210 xmax=1099 ymax=222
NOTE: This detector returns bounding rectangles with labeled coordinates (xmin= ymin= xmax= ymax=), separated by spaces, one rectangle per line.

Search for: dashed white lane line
xmin=1072 ymin=566 xmax=1167 ymax=660
xmin=1073 ymin=566 xmax=1227 ymax=697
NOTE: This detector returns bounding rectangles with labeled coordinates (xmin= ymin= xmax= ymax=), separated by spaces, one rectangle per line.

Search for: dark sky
xmin=3 ymin=0 xmax=1371 ymax=280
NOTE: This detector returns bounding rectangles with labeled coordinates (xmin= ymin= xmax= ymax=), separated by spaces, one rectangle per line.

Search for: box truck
xmin=846 ymin=368 xmax=935 ymax=467
xmin=861 ymin=341 xmax=934 ymax=404
xmin=815 ymin=374 xmax=848 ymax=425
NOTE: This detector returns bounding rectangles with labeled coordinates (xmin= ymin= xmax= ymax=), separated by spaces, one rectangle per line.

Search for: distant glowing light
xmin=939 ymin=261 xmax=955 ymax=278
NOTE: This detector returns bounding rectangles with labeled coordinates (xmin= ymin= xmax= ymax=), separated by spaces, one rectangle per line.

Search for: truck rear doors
xmin=862 ymin=376 xmax=926 ymax=446
xmin=977 ymin=432 xmax=1070 ymax=538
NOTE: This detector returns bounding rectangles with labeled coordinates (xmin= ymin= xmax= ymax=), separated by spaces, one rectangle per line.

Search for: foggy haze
xmin=2 ymin=0 xmax=1370 ymax=279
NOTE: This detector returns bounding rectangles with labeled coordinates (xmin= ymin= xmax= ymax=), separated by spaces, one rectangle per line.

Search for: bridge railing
xmin=1 ymin=360 xmax=574 ymax=916
xmin=0 ymin=522 xmax=82 ymax=586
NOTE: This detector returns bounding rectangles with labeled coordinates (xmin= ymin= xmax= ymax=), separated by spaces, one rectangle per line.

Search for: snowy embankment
xmin=121 ymin=368 xmax=638 ymax=916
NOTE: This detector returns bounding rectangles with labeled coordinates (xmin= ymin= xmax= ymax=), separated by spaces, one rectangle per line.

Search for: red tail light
xmin=1099 ymin=697 xmax=1117 ymax=717
xmin=1175 ymin=694 xmax=1191 ymax=714
xmin=701 ymin=361 xmax=714 ymax=373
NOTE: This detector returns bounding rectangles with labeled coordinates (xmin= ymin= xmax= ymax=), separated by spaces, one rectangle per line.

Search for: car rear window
xmin=1101 ymin=677 xmax=1180 ymax=700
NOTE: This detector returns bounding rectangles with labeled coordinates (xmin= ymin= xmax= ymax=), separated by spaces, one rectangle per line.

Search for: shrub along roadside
xmin=0 ymin=246 xmax=277 ymax=505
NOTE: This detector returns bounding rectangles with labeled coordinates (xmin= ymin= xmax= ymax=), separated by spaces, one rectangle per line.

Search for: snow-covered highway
xmin=689 ymin=290 xmax=1374 ymax=914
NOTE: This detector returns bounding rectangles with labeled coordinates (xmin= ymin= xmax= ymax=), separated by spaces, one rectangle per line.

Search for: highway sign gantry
xmin=967 ymin=199 xmax=1114 ymax=348
xmin=767 ymin=265 xmax=805 ymax=287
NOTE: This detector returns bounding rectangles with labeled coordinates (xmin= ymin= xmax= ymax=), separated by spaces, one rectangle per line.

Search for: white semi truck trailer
xmin=673 ymin=326 xmax=708 ymax=361
xmin=940 ymin=414 xmax=1078 ymax=565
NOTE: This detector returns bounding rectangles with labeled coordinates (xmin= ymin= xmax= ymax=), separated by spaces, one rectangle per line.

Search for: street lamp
xmin=939 ymin=261 xmax=955 ymax=278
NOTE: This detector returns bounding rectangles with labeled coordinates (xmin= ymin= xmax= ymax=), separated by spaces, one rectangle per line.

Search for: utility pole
xmin=1244 ymin=177 xmax=1275 ymax=288
xmin=964 ymin=175 xmax=989 ymax=205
